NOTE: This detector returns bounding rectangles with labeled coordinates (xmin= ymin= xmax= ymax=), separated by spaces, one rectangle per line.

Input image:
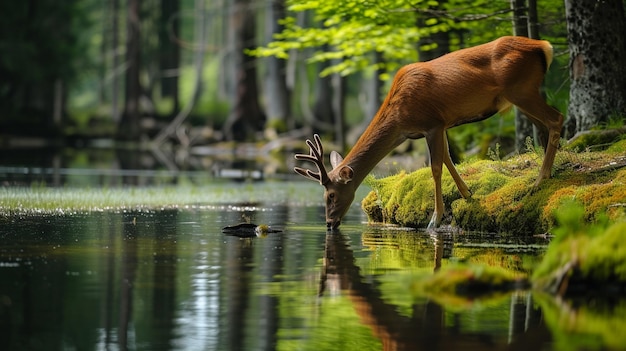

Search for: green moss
xmin=606 ymin=138 xmax=626 ymax=153
xmin=366 ymin=170 xmax=440 ymax=227
xmin=543 ymin=169 xmax=626 ymax=226
xmin=362 ymin=143 xmax=626 ymax=233
xmin=532 ymin=201 xmax=626 ymax=294
xmin=565 ymin=127 xmax=626 ymax=152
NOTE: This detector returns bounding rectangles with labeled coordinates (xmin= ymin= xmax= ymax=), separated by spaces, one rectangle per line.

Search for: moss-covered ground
xmin=363 ymin=138 xmax=626 ymax=234
xmin=532 ymin=200 xmax=626 ymax=295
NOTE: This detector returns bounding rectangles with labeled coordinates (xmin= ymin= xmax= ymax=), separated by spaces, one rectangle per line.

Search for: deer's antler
xmin=294 ymin=134 xmax=330 ymax=185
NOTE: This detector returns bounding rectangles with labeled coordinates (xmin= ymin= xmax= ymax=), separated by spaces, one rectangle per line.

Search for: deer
xmin=294 ymin=36 xmax=564 ymax=230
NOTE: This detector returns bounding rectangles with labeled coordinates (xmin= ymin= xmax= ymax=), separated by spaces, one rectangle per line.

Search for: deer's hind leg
xmin=509 ymin=91 xmax=564 ymax=186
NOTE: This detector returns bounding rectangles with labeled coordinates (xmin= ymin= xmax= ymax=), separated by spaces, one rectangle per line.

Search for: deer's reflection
xmin=319 ymin=231 xmax=549 ymax=351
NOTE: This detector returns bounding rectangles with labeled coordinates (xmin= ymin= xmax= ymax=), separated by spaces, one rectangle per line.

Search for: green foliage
xmin=251 ymin=0 xmax=521 ymax=77
xmin=487 ymin=143 xmax=502 ymax=162
xmin=187 ymin=57 xmax=230 ymax=124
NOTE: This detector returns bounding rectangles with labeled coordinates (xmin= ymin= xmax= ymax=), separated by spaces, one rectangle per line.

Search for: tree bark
xmin=565 ymin=0 xmax=626 ymax=134
xmin=222 ymin=0 xmax=266 ymax=141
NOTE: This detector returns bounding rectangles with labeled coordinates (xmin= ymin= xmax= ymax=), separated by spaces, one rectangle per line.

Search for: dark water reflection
xmin=0 ymin=206 xmax=624 ymax=350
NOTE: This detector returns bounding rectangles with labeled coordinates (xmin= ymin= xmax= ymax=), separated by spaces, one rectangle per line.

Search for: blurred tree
xmin=264 ymin=0 xmax=292 ymax=132
xmin=0 ymin=1 xmax=87 ymax=136
xmin=223 ymin=0 xmax=266 ymax=141
xmin=311 ymin=47 xmax=336 ymax=135
xmin=111 ymin=0 xmax=121 ymax=123
xmin=510 ymin=0 xmax=536 ymax=152
xmin=565 ymin=0 xmax=626 ymax=135
xmin=159 ymin=0 xmax=181 ymax=115
xmin=152 ymin=0 xmax=206 ymax=147
xmin=118 ymin=0 xmax=142 ymax=141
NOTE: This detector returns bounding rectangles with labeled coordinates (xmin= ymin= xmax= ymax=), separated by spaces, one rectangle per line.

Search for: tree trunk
xmin=152 ymin=0 xmax=205 ymax=147
xmin=349 ymin=52 xmax=384 ymax=145
xmin=331 ymin=72 xmax=346 ymax=149
xmin=111 ymin=0 xmax=120 ymax=123
xmin=118 ymin=0 xmax=142 ymax=141
xmin=510 ymin=0 xmax=536 ymax=152
xmin=222 ymin=0 xmax=266 ymax=141
xmin=264 ymin=0 xmax=290 ymax=132
xmin=565 ymin=0 xmax=626 ymax=134
xmin=416 ymin=0 xmax=450 ymax=61
xmin=527 ymin=0 xmax=539 ymax=39
xmin=159 ymin=0 xmax=180 ymax=114
xmin=311 ymin=57 xmax=335 ymax=134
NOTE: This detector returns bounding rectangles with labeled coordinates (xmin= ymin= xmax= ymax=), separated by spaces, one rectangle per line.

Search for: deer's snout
xmin=326 ymin=219 xmax=341 ymax=230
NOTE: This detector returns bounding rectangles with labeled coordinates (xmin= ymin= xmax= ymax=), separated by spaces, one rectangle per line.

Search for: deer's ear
xmin=338 ymin=166 xmax=354 ymax=184
xmin=330 ymin=151 xmax=344 ymax=169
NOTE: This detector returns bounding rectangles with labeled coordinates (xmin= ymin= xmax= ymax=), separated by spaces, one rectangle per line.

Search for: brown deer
xmin=295 ymin=36 xmax=564 ymax=230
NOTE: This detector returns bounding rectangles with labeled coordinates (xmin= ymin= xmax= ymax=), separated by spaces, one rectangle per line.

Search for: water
xmin=0 ymin=204 xmax=542 ymax=351
xmin=1 ymin=148 xmax=626 ymax=350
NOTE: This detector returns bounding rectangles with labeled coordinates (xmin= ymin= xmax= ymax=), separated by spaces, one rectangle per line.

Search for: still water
xmin=1 ymin=146 xmax=625 ymax=350
xmin=2 ymin=200 xmax=620 ymax=351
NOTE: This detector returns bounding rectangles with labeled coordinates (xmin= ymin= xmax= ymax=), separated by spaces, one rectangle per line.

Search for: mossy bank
xmin=362 ymin=139 xmax=626 ymax=234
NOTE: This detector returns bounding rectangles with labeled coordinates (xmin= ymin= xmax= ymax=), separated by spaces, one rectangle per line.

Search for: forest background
xmin=1 ymin=0 xmax=624 ymax=160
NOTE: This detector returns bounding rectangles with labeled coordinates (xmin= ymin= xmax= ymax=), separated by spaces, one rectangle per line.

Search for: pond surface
xmin=1 ymin=203 xmax=623 ymax=351
xmin=0 ymin=206 xmax=536 ymax=350
xmin=1 ymin=147 xmax=626 ymax=350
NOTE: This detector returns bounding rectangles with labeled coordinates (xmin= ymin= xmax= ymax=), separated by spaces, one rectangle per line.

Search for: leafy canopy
xmin=251 ymin=0 xmax=514 ymax=77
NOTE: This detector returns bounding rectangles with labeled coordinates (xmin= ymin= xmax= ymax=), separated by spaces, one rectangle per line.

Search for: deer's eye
xmin=328 ymin=192 xmax=335 ymax=200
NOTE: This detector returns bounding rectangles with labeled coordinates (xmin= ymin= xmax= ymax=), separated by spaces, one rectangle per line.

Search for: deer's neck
xmin=340 ymin=114 xmax=406 ymax=186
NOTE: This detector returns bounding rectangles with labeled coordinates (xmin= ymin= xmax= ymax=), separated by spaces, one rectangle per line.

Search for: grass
xmin=0 ymin=181 xmax=324 ymax=216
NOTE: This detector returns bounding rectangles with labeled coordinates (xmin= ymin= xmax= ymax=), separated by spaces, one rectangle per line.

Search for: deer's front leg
xmin=426 ymin=131 xmax=445 ymax=230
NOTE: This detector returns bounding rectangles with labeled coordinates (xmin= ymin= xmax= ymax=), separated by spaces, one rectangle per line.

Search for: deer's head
xmin=294 ymin=134 xmax=355 ymax=230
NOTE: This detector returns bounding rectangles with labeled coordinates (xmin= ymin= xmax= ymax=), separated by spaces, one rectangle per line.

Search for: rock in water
xmin=222 ymin=223 xmax=282 ymax=238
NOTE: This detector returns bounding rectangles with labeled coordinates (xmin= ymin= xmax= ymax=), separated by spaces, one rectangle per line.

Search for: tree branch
xmin=393 ymin=5 xmax=514 ymax=22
